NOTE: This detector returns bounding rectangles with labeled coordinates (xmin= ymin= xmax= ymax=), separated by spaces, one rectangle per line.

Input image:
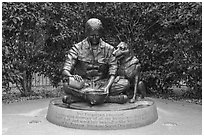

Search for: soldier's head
xmin=85 ymin=18 xmax=103 ymax=45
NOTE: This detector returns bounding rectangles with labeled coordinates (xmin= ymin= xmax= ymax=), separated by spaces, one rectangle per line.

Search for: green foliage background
xmin=2 ymin=2 xmax=202 ymax=98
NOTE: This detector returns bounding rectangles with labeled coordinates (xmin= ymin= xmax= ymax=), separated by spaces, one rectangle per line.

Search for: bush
xmin=2 ymin=2 xmax=201 ymax=98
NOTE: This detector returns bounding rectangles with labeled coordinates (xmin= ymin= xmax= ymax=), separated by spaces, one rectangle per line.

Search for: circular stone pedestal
xmin=46 ymin=98 xmax=158 ymax=130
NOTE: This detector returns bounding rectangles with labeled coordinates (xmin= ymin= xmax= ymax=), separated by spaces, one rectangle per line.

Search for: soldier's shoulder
xmin=74 ymin=39 xmax=88 ymax=49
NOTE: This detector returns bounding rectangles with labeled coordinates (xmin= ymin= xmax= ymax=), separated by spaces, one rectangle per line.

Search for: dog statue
xmin=113 ymin=42 xmax=146 ymax=103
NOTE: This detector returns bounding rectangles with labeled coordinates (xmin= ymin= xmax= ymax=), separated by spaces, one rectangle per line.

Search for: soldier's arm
xmin=105 ymin=75 xmax=115 ymax=88
xmin=63 ymin=45 xmax=77 ymax=76
xmin=62 ymin=45 xmax=83 ymax=82
xmin=104 ymin=47 xmax=118 ymax=93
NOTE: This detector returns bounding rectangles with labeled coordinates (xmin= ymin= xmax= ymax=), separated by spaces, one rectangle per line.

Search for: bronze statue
xmin=62 ymin=18 xmax=130 ymax=105
xmin=113 ymin=42 xmax=146 ymax=103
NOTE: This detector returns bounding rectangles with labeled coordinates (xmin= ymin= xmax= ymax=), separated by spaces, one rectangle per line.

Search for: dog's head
xmin=113 ymin=42 xmax=130 ymax=60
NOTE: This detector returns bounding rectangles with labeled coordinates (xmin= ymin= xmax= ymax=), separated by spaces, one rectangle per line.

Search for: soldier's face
xmin=88 ymin=30 xmax=101 ymax=45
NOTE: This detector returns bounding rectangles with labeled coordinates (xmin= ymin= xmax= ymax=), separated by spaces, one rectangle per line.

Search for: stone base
xmin=46 ymin=98 xmax=158 ymax=130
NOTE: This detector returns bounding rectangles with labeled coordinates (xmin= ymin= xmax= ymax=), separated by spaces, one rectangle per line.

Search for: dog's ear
xmin=117 ymin=42 xmax=125 ymax=47
xmin=119 ymin=42 xmax=126 ymax=45
xmin=119 ymin=42 xmax=129 ymax=51
xmin=117 ymin=42 xmax=124 ymax=48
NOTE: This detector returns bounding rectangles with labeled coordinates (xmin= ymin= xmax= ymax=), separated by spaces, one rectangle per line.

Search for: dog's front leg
xmin=129 ymin=76 xmax=139 ymax=103
xmin=129 ymin=64 xmax=141 ymax=103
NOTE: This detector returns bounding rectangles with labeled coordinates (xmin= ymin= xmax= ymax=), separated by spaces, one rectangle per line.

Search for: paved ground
xmin=2 ymin=97 xmax=202 ymax=135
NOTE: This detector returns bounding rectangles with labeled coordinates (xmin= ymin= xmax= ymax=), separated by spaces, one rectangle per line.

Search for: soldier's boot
xmin=62 ymin=94 xmax=82 ymax=104
xmin=62 ymin=83 xmax=85 ymax=104
xmin=105 ymin=94 xmax=128 ymax=104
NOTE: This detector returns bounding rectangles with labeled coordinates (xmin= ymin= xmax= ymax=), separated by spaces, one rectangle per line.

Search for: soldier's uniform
xmin=63 ymin=38 xmax=130 ymax=96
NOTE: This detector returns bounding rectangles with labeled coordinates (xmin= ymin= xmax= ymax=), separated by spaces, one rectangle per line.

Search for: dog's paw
xmin=137 ymin=95 xmax=144 ymax=101
xmin=129 ymin=98 xmax=136 ymax=103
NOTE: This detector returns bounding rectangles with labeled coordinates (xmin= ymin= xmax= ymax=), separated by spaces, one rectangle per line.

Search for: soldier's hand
xmin=72 ymin=75 xmax=83 ymax=82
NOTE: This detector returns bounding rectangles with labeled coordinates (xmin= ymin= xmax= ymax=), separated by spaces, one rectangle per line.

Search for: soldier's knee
xmin=110 ymin=78 xmax=130 ymax=95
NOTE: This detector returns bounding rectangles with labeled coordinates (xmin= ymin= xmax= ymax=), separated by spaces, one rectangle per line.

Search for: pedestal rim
xmin=46 ymin=98 xmax=158 ymax=130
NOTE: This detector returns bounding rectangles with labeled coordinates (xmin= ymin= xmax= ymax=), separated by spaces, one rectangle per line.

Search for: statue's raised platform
xmin=46 ymin=98 xmax=158 ymax=130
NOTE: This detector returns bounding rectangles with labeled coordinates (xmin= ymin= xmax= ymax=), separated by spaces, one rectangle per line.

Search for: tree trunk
xmin=21 ymin=70 xmax=33 ymax=96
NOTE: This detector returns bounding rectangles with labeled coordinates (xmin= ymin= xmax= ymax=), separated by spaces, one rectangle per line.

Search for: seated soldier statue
xmin=62 ymin=18 xmax=130 ymax=105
